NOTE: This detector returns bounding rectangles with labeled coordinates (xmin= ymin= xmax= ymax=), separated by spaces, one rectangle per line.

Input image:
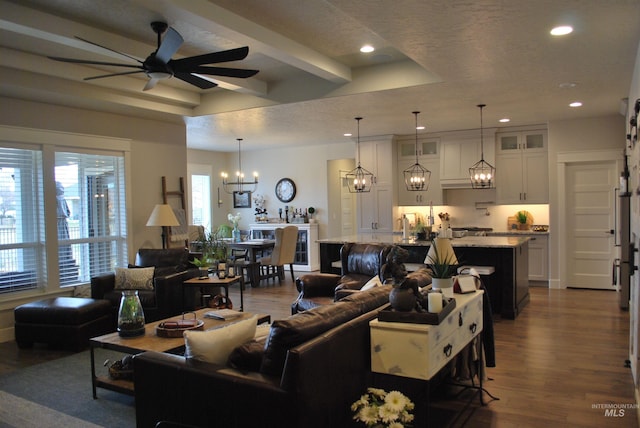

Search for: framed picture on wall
xmin=233 ymin=191 xmax=251 ymax=208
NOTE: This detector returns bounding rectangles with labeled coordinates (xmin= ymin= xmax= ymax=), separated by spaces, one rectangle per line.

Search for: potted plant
xmin=424 ymin=238 xmax=459 ymax=298
xmin=516 ymin=211 xmax=529 ymax=230
xmin=414 ymin=219 xmax=429 ymax=241
xmin=190 ymin=229 xmax=228 ymax=275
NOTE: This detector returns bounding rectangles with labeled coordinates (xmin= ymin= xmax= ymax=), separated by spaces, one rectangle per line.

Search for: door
xmin=340 ymin=171 xmax=355 ymax=236
xmin=565 ymin=161 xmax=618 ymax=289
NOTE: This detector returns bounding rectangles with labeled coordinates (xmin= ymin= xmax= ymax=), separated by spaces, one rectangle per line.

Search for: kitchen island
xmin=318 ymin=234 xmax=530 ymax=319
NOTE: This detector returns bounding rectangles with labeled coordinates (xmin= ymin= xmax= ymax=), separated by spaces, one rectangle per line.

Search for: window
xmin=55 ymin=152 xmax=128 ymax=285
xmin=0 ymin=140 xmax=128 ymax=294
xmin=0 ymin=147 xmax=44 ymax=293
xmin=190 ymin=173 xmax=211 ymax=231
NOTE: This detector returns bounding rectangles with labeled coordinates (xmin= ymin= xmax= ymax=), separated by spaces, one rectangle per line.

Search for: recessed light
xmin=416 ymin=126 xmax=425 ymax=130
xmin=344 ymin=133 xmax=352 ymax=137
xmin=499 ymin=118 xmax=510 ymax=123
xmin=569 ymin=101 xmax=582 ymax=108
xmin=551 ymin=26 xmax=573 ymax=36
xmin=360 ymin=45 xmax=375 ymax=53
xmin=559 ymin=82 xmax=577 ymax=89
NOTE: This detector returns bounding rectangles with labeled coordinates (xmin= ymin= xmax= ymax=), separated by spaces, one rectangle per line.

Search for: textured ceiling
xmin=0 ymin=0 xmax=638 ymax=152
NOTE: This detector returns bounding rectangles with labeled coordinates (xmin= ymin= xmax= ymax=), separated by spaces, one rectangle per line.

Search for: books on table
xmin=204 ymin=309 xmax=243 ymax=320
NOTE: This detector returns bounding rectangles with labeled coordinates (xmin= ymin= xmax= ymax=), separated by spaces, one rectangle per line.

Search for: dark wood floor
xmin=0 ymin=274 xmax=637 ymax=427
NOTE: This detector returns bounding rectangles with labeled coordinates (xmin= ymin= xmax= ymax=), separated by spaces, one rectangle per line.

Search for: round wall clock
xmin=275 ymin=178 xmax=296 ymax=203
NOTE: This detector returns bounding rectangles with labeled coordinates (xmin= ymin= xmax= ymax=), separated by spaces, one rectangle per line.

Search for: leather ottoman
xmin=14 ymin=297 xmax=113 ymax=351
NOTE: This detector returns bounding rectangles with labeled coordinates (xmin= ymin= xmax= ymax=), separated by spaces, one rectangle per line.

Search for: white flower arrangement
xmin=227 ymin=212 xmax=241 ymax=227
xmin=351 ymin=387 xmax=414 ymax=427
xmin=253 ymin=193 xmax=266 ymax=210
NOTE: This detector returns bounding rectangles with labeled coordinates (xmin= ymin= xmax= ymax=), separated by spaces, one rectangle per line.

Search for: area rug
xmin=0 ymin=349 xmax=135 ymax=427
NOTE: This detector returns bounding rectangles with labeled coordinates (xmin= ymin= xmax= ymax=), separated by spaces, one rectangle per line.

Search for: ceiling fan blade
xmin=143 ymin=78 xmax=160 ymax=91
xmin=48 ymin=57 xmax=142 ymax=68
xmin=174 ymin=72 xmax=218 ymax=89
xmin=75 ymin=36 xmax=142 ymax=63
xmin=190 ymin=66 xmax=259 ymax=78
xmin=155 ymin=27 xmax=183 ymax=64
xmin=170 ymin=46 xmax=250 ymax=69
xmin=84 ymin=70 xmax=145 ymax=81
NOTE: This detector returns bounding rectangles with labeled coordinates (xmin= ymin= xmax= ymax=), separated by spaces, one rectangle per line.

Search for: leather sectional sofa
xmin=133 ymin=285 xmax=391 ymax=428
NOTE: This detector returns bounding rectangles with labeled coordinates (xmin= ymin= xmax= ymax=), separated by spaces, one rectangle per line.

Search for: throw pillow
xmin=114 ymin=267 xmax=155 ymax=290
xmin=361 ymin=275 xmax=382 ymax=291
xmin=184 ymin=315 xmax=257 ymax=365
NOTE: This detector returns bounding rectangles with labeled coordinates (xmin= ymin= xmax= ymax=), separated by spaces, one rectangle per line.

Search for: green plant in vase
xmin=516 ymin=211 xmax=529 ymax=230
xmin=190 ymin=228 xmax=229 ymax=274
xmin=425 ymin=238 xmax=459 ymax=298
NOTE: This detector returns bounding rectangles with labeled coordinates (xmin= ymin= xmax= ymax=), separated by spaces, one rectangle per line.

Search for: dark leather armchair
xmin=292 ymin=243 xmax=433 ymax=314
xmin=91 ymin=248 xmax=200 ymax=323
xmin=292 ymin=243 xmax=392 ymax=313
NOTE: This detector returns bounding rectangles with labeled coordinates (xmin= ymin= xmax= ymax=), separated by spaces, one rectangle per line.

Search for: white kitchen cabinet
xmin=397 ymin=136 xmax=439 ymax=160
xmin=357 ymin=136 xmax=398 ymax=233
xmin=496 ymin=130 xmax=548 ymax=204
xmin=439 ymin=130 xmax=495 ymax=189
xmin=528 ymin=234 xmax=549 ymax=282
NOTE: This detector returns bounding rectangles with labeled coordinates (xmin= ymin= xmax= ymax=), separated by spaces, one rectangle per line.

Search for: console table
xmin=370 ymin=291 xmax=484 ymax=425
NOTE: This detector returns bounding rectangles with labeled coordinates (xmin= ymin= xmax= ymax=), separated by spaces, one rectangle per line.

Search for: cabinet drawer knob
xmin=469 ymin=322 xmax=477 ymax=334
xmin=443 ymin=343 xmax=453 ymax=357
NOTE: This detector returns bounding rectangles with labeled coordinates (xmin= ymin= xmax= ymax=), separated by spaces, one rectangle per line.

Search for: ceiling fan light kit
xmin=403 ymin=111 xmax=431 ymax=191
xmin=48 ymin=21 xmax=258 ymax=91
xmin=469 ymin=104 xmax=495 ymax=189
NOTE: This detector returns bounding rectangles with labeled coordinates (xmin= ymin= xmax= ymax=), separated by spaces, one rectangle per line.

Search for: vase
xmin=117 ymin=290 xmax=145 ymax=337
xmin=389 ymin=287 xmax=416 ymax=312
xmin=432 ymin=277 xmax=454 ymax=299
xmin=232 ymin=225 xmax=241 ymax=242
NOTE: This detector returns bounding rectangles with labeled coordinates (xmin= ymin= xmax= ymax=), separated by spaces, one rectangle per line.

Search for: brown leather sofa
xmin=292 ymin=242 xmax=432 ymax=314
xmin=133 ymin=286 xmax=391 ymax=428
xmin=90 ymin=248 xmax=200 ymax=323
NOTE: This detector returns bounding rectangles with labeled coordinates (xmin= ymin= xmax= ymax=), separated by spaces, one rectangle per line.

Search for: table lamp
xmin=146 ymin=204 xmax=179 ymax=249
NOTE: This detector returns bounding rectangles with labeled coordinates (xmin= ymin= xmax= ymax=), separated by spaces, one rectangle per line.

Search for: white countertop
xmin=317 ymin=234 xmax=530 ymax=248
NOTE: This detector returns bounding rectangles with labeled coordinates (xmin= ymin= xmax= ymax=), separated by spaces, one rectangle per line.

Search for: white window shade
xmin=55 ymin=151 xmax=128 ymax=284
xmin=0 ymin=147 xmax=45 ymax=293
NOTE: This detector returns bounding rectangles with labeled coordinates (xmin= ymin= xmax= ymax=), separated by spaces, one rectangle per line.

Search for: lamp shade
xmin=424 ymin=238 xmax=459 ymax=266
xmin=146 ymin=204 xmax=179 ymax=227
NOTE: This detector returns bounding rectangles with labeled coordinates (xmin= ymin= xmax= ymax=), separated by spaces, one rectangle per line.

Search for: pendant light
xmin=469 ymin=104 xmax=495 ymax=189
xmin=403 ymin=111 xmax=431 ymax=191
xmin=346 ymin=117 xmax=374 ymax=193
xmin=221 ymin=138 xmax=259 ymax=194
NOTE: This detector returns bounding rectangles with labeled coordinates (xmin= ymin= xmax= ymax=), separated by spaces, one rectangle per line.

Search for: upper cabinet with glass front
xmin=397 ymin=136 xmax=439 ymax=160
xmin=496 ymin=129 xmax=548 ymax=204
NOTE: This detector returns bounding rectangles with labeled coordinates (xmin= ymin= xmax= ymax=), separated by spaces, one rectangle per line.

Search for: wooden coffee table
xmin=90 ymin=310 xmax=270 ymax=398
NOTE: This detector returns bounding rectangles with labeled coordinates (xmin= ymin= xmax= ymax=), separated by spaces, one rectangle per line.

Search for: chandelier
xmin=469 ymin=104 xmax=495 ymax=189
xmin=221 ymin=138 xmax=258 ymax=194
xmin=346 ymin=117 xmax=374 ymax=193
xmin=403 ymin=111 xmax=431 ymax=191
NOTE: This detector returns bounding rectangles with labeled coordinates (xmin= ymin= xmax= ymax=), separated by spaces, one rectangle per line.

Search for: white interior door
xmin=340 ymin=172 xmax=355 ymax=236
xmin=565 ymin=161 xmax=618 ymax=289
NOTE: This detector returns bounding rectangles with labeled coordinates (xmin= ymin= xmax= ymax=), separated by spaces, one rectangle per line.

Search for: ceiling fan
xmin=48 ymin=21 xmax=259 ymax=91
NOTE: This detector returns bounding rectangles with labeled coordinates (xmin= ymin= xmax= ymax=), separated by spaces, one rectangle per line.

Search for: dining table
xmin=227 ymin=239 xmax=275 ymax=287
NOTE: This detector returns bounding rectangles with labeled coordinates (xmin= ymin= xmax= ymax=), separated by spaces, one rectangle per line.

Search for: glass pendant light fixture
xmin=221 ymin=138 xmax=259 ymax=194
xmin=403 ymin=111 xmax=431 ymax=191
xmin=469 ymin=104 xmax=495 ymax=189
xmin=346 ymin=117 xmax=374 ymax=193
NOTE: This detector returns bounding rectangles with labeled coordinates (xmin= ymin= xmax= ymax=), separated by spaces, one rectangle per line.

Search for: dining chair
xmin=259 ymin=225 xmax=298 ymax=282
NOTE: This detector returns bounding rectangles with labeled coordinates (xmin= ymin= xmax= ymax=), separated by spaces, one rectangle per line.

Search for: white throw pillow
xmin=361 ymin=275 xmax=383 ymax=291
xmin=114 ymin=267 xmax=155 ymax=290
xmin=184 ymin=315 xmax=258 ymax=364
